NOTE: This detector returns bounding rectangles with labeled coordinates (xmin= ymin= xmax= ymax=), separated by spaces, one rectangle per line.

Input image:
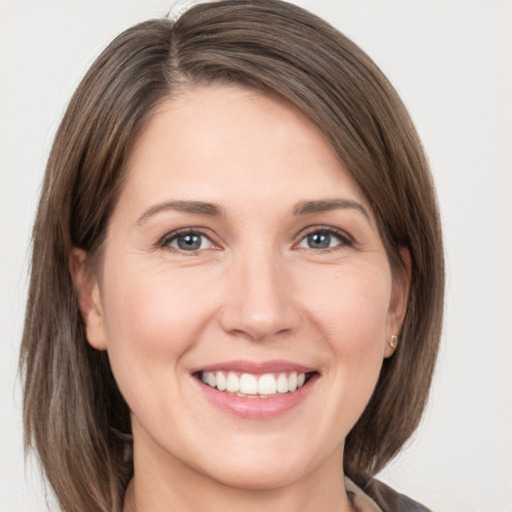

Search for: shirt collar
xmin=345 ymin=476 xmax=384 ymax=512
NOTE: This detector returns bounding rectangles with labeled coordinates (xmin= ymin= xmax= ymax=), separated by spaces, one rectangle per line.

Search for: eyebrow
xmin=136 ymin=200 xmax=225 ymax=225
xmin=136 ymin=197 xmax=370 ymax=225
xmin=292 ymin=199 xmax=370 ymax=220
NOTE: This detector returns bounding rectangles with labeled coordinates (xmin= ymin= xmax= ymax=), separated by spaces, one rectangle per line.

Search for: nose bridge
xmin=220 ymin=240 xmax=300 ymax=340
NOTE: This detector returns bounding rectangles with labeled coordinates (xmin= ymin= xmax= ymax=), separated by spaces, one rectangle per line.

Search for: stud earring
xmin=389 ymin=334 xmax=398 ymax=349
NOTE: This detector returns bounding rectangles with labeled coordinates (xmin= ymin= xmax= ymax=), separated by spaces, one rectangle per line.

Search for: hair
xmin=20 ymin=1 xmax=444 ymax=511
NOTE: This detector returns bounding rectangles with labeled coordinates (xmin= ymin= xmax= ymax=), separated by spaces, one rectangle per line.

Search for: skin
xmin=73 ymin=84 xmax=409 ymax=512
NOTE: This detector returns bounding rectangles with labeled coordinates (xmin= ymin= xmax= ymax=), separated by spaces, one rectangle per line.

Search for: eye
xmin=297 ymin=228 xmax=352 ymax=250
xmin=160 ymin=230 xmax=216 ymax=252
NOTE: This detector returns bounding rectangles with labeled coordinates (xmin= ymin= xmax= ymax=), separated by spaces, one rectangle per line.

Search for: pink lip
xmin=191 ymin=359 xmax=316 ymax=375
xmin=192 ymin=363 xmax=319 ymax=420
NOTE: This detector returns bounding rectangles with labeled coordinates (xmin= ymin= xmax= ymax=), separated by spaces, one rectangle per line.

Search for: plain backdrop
xmin=1 ymin=1 xmax=511 ymax=511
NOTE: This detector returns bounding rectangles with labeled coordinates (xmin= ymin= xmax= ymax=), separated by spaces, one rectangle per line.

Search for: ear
xmin=384 ymin=247 xmax=411 ymax=358
xmin=69 ymin=248 xmax=108 ymax=350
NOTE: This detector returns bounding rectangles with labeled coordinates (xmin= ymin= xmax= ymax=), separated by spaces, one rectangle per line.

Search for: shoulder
xmin=363 ymin=478 xmax=432 ymax=512
xmin=345 ymin=476 xmax=432 ymax=512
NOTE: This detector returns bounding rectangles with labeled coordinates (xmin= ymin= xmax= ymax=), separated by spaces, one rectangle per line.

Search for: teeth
xmin=226 ymin=372 xmax=239 ymax=392
xmin=276 ymin=373 xmax=288 ymax=393
xmin=200 ymin=370 xmax=309 ymax=396
xmin=288 ymin=372 xmax=298 ymax=392
xmin=207 ymin=372 xmax=217 ymax=388
xmin=216 ymin=371 xmax=226 ymax=391
xmin=258 ymin=374 xmax=277 ymax=395
xmin=240 ymin=373 xmax=258 ymax=394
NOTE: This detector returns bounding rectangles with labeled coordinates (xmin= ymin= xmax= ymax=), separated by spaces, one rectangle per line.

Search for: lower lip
xmin=195 ymin=374 xmax=318 ymax=419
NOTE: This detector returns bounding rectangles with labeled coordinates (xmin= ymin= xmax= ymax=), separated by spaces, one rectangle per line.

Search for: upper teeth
xmin=200 ymin=371 xmax=307 ymax=396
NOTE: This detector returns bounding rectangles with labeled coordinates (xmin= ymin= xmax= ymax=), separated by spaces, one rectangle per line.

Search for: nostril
xmin=218 ymin=263 xmax=301 ymax=340
xmin=219 ymin=306 xmax=301 ymax=342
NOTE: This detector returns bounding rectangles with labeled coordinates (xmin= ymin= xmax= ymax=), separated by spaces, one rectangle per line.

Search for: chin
xmin=201 ymin=457 xmax=311 ymax=491
xmin=186 ymin=433 xmax=335 ymax=492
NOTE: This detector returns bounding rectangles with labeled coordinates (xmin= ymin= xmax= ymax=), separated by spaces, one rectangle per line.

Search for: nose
xmin=219 ymin=247 xmax=301 ymax=341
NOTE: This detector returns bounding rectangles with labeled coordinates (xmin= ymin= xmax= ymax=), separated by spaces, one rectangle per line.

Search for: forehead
xmin=119 ymin=84 xmax=370 ymax=217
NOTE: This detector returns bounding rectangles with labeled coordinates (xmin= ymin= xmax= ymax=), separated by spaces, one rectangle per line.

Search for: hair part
xmin=20 ymin=2 xmax=444 ymax=511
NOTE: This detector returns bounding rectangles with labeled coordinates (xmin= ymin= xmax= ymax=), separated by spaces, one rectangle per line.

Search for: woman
xmin=20 ymin=1 xmax=444 ymax=511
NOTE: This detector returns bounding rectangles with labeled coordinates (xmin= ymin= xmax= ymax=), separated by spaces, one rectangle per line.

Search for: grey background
xmin=1 ymin=1 xmax=511 ymax=511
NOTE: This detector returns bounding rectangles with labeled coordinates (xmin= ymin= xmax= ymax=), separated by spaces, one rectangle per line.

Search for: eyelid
xmin=155 ymin=224 xmax=354 ymax=254
xmin=294 ymin=225 xmax=355 ymax=249
xmin=157 ymin=227 xmax=220 ymax=253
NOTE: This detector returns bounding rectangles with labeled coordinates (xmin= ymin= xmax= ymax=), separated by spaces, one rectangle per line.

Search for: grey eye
xmin=298 ymin=231 xmax=343 ymax=249
xmin=307 ymin=232 xmax=332 ymax=249
xmin=172 ymin=233 xmax=208 ymax=251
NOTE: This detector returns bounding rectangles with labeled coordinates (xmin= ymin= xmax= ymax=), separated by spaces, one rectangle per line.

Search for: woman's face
xmin=79 ymin=84 xmax=408 ymax=491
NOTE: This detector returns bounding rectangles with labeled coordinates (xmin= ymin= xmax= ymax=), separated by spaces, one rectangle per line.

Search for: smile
xmin=192 ymin=361 xmax=318 ymax=419
xmin=198 ymin=371 xmax=310 ymax=397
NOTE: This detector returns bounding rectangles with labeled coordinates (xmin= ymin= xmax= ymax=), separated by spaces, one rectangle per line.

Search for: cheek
xmin=301 ymin=264 xmax=391 ymax=405
xmin=279 ymin=263 xmax=393 ymax=443
xmin=103 ymin=257 xmax=215 ymax=344
xmin=98 ymin=258 xmax=219 ymax=404
xmin=302 ymin=264 xmax=392 ymax=354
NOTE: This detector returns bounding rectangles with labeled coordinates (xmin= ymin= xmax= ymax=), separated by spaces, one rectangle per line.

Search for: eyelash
xmin=157 ymin=227 xmax=216 ymax=254
xmin=157 ymin=225 xmax=354 ymax=255
xmin=297 ymin=225 xmax=354 ymax=252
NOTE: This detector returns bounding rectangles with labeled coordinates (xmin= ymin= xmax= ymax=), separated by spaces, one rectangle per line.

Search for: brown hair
xmin=20 ymin=1 xmax=444 ymax=511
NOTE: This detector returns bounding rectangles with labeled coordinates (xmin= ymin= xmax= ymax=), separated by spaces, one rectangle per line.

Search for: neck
xmin=123 ymin=440 xmax=352 ymax=512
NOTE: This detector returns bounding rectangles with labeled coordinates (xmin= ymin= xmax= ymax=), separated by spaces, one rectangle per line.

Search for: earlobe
xmin=69 ymin=248 xmax=108 ymax=351
xmin=384 ymin=247 xmax=411 ymax=358
xmin=384 ymin=334 xmax=398 ymax=358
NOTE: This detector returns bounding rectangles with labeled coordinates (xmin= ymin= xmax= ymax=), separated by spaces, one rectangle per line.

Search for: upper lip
xmin=191 ymin=359 xmax=317 ymax=375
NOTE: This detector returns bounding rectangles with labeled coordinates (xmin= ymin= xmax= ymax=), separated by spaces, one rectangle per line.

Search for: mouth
xmin=191 ymin=361 xmax=319 ymax=418
xmin=195 ymin=370 xmax=315 ymax=398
